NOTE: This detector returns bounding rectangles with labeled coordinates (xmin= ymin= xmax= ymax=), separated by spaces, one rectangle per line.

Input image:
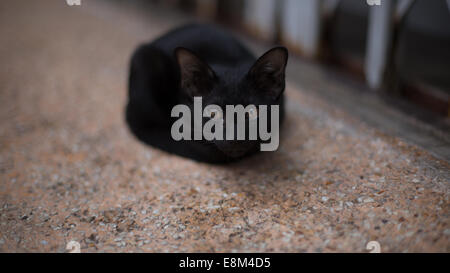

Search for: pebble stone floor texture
xmin=0 ymin=0 xmax=449 ymax=253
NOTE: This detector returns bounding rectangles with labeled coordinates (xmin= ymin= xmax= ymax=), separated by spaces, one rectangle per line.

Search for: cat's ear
xmin=248 ymin=47 xmax=288 ymax=99
xmin=175 ymin=47 xmax=216 ymax=97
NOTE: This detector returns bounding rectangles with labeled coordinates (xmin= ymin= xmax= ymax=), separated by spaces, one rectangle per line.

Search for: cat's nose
xmin=222 ymin=145 xmax=248 ymax=157
xmin=216 ymin=139 xmax=254 ymax=158
xmin=226 ymin=149 xmax=247 ymax=157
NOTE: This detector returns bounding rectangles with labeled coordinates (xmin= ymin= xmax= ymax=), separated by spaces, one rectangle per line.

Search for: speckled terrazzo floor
xmin=0 ymin=0 xmax=449 ymax=253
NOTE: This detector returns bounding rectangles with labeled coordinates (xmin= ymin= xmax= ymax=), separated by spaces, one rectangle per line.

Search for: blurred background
xmin=118 ymin=0 xmax=450 ymax=118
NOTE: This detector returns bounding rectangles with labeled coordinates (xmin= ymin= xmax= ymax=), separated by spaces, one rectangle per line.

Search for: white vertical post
xmin=365 ymin=0 xmax=396 ymax=90
xmin=244 ymin=0 xmax=277 ymax=41
xmin=280 ymin=0 xmax=322 ymax=57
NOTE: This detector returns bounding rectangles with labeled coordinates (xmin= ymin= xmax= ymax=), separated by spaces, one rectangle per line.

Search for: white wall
xmin=281 ymin=0 xmax=322 ymax=57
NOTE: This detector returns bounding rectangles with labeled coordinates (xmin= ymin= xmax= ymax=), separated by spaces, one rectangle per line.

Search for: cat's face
xmin=175 ymin=47 xmax=288 ymax=158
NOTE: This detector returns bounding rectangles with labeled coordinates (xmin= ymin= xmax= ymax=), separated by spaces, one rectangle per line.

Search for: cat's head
xmin=175 ymin=47 xmax=288 ymax=158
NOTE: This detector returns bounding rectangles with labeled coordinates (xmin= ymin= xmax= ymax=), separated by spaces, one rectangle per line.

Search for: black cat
xmin=126 ymin=24 xmax=288 ymax=163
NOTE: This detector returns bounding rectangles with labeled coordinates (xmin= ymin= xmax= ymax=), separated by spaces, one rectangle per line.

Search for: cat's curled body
xmin=126 ymin=24 xmax=288 ymax=163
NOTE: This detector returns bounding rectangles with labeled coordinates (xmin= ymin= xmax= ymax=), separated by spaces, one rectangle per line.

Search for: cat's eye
xmin=206 ymin=108 xmax=223 ymax=120
xmin=247 ymin=107 xmax=258 ymax=120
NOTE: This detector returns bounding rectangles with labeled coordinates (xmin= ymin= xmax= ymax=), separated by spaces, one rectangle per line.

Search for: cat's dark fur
xmin=126 ymin=24 xmax=288 ymax=163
